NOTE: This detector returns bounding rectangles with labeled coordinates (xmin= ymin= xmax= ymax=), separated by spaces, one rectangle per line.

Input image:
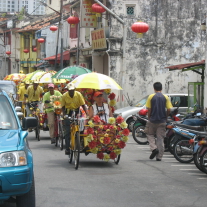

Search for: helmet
xmin=139 ymin=109 xmax=148 ymax=116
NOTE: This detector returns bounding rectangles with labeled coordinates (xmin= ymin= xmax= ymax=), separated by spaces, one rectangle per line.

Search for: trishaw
xmin=65 ymin=72 xmax=128 ymax=170
xmin=67 ymin=110 xmax=126 ymax=170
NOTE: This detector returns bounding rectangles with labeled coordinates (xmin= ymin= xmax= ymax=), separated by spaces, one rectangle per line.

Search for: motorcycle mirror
xmin=176 ymin=114 xmax=180 ymax=117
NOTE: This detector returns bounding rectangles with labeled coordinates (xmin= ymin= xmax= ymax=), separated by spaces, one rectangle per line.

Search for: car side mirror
xmin=22 ymin=117 xmax=38 ymax=130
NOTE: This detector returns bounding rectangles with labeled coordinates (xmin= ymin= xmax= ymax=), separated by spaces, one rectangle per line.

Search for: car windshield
xmin=134 ymin=95 xmax=148 ymax=107
xmin=0 ymin=84 xmax=15 ymax=95
xmin=0 ymin=95 xmax=18 ymax=130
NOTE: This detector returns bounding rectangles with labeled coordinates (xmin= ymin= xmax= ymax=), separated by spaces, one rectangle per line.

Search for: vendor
xmin=89 ymin=91 xmax=113 ymax=123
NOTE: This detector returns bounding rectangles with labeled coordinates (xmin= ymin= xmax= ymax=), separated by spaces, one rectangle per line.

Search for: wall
xmin=108 ymin=0 xmax=206 ymax=107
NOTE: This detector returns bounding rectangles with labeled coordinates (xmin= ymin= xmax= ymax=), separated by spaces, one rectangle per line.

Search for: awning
xmin=165 ymin=60 xmax=205 ymax=71
xmin=34 ymin=62 xmax=44 ymax=67
xmin=44 ymin=50 xmax=70 ymax=61
xmin=165 ymin=60 xmax=205 ymax=82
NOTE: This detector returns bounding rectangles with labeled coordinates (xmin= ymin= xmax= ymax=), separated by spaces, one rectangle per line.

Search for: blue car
xmin=0 ymin=89 xmax=37 ymax=207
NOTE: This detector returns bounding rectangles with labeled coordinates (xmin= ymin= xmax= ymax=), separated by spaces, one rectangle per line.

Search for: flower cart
xmin=67 ymin=73 xmax=128 ymax=170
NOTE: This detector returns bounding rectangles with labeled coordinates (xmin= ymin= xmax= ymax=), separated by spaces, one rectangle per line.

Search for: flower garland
xmin=85 ymin=115 xmax=129 ymax=162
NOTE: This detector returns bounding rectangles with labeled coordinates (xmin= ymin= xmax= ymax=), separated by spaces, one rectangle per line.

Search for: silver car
xmin=114 ymin=93 xmax=188 ymax=131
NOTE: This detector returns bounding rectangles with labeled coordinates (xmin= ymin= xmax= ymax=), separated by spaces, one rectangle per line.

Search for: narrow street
xmin=1 ymin=131 xmax=207 ymax=207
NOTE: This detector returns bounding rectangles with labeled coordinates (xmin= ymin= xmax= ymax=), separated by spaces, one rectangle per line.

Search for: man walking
xmin=145 ymin=82 xmax=173 ymax=161
xmin=43 ymin=83 xmax=62 ymax=144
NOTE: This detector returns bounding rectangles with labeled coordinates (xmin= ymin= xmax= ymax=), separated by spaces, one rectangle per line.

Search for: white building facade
xmin=0 ymin=0 xmax=45 ymax=15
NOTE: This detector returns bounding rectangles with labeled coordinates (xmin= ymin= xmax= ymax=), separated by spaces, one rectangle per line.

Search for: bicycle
xmin=27 ymin=101 xmax=41 ymax=141
xmin=54 ymin=108 xmax=64 ymax=150
xmin=65 ymin=112 xmax=81 ymax=170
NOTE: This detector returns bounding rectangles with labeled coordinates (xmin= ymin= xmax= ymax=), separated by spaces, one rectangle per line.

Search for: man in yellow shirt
xmin=24 ymin=80 xmax=44 ymax=116
xmin=61 ymin=83 xmax=88 ymax=155
xmin=145 ymin=82 xmax=173 ymax=161
xmin=16 ymin=80 xmax=30 ymax=107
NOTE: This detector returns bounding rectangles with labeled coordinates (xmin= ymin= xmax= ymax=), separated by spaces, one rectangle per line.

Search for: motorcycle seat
xmin=175 ymin=123 xmax=204 ymax=132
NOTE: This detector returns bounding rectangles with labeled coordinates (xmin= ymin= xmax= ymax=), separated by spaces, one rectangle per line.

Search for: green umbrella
xmin=52 ymin=66 xmax=91 ymax=80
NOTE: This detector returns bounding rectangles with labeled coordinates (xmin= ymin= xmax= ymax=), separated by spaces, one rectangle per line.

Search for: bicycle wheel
xmin=114 ymin=154 xmax=121 ymax=164
xmin=173 ymin=139 xmax=194 ymax=163
xmin=58 ymin=122 xmax=64 ymax=151
xmin=132 ymin=125 xmax=148 ymax=145
xmin=74 ymin=132 xmax=80 ymax=170
xmin=35 ymin=116 xmax=40 ymax=141
xmin=200 ymin=149 xmax=207 ymax=174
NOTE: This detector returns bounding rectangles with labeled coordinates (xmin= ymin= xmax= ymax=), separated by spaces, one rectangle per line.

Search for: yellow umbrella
xmin=71 ymin=72 xmax=122 ymax=90
xmin=23 ymin=70 xmax=45 ymax=82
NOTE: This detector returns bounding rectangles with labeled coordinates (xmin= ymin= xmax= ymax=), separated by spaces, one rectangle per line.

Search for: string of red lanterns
xmin=92 ymin=3 xmax=106 ymax=17
xmin=6 ymin=51 xmax=11 ymax=56
xmin=38 ymin=38 xmax=45 ymax=44
xmin=131 ymin=21 xmax=149 ymax=38
xmin=23 ymin=49 xmax=29 ymax=53
xmin=50 ymin=25 xmax=58 ymax=32
xmin=67 ymin=16 xmax=80 ymax=25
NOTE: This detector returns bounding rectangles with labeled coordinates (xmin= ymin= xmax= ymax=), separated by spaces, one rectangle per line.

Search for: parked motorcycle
xmin=132 ymin=108 xmax=180 ymax=146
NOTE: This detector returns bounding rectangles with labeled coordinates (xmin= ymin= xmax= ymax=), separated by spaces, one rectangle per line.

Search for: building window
xmin=12 ymin=9 xmax=14 ymax=11
xmin=12 ymin=1 xmax=14 ymax=4
xmin=49 ymin=0 xmax=52 ymax=4
xmin=7 ymin=9 xmax=10 ymax=11
xmin=127 ymin=6 xmax=134 ymax=15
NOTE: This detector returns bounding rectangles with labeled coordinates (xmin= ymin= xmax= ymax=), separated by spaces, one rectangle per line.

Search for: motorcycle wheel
xmin=132 ymin=125 xmax=148 ymax=145
xmin=127 ymin=118 xmax=135 ymax=132
xmin=173 ymin=139 xmax=194 ymax=163
xmin=193 ymin=149 xmax=205 ymax=173
xmin=200 ymin=149 xmax=207 ymax=174
xmin=167 ymin=135 xmax=176 ymax=155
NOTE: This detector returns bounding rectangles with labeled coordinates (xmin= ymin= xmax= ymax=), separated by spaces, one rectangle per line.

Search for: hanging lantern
xmin=6 ymin=51 xmax=11 ymax=56
xmin=92 ymin=3 xmax=106 ymax=17
xmin=50 ymin=25 xmax=58 ymax=32
xmin=67 ymin=16 xmax=79 ymax=25
xmin=33 ymin=47 xmax=37 ymax=52
xmin=131 ymin=21 xmax=149 ymax=38
xmin=23 ymin=49 xmax=29 ymax=53
xmin=38 ymin=38 xmax=45 ymax=44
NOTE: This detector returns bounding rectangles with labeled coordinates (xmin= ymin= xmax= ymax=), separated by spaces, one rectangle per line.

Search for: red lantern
xmin=23 ymin=49 xmax=29 ymax=53
xmin=131 ymin=22 xmax=149 ymax=38
xmin=38 ymin=38 xmax=45 ymax=44
xmin=6 ymin=51 xmax=11 ymax=56
xmin=33 ymin=47 xmax=37 ymax=52
xmin=50 ymin=25 xmax=58 ymax=32
xmin=92 ymin=3 xmax=106 ymax=17
xmin=67 ymin=16 xmax=79 ymax=25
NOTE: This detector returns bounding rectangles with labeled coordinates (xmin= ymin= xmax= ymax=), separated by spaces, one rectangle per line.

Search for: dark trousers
xmin=64 ymin=118 xmax=71 ymax=150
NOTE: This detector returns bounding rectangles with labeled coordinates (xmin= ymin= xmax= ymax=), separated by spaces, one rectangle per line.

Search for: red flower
xmin=118 ymin=141 xmax=126 ymax=149
xmin=116 ymin=135 xmax=121 ymax=139
xmin=103 ymin=137 xmax=111 ymax=145
xmin=88 ymin=141 xmax=97 ymax=149
xmin=110 ymin=152 xmax=117 ymax=159
xmin=103 ymin=125 xmax=108 ymax=130
xmin=97 ymin=152 xmax=104 ymax=159
xmin=122 ymin=128 xmax=130 ymax=136
xmin=116 ymin=116 xmax=124 ymax=124
xmin=87 ymin=127 xmax=94 ymax=134
xmin=108 ymin=92 xmax=116 ymax=100
xmin=93 ymin=115 xmax=101 ymax=123
xmin=108 ymin=125 xmax=115 ymax=130
xmin=111 ymin=106 xmax=115 ymax=113
xmin=117 ymin=126 xmax=121 ymax=131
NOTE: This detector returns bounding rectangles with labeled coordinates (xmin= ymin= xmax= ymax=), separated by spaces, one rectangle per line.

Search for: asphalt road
xmin=1 ymin=131 xmax=207 ymax=207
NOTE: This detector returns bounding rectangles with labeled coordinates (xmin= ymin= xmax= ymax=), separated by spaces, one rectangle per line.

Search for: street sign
xmin=81 ymin=0 xmax=97 ymax=28
xmin=91 ymin=28 xmax=107 ymax=50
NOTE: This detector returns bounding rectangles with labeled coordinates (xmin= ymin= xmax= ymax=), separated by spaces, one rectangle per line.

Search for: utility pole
xmin=60 ymin=0 xmax=64 ymax=70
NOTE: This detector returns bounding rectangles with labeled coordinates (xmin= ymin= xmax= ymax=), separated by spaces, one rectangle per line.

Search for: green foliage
xmin=1 ymin=13 xmax=6 ymax=17
xmin=17 ymin=7 xmax=25 ymax=20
